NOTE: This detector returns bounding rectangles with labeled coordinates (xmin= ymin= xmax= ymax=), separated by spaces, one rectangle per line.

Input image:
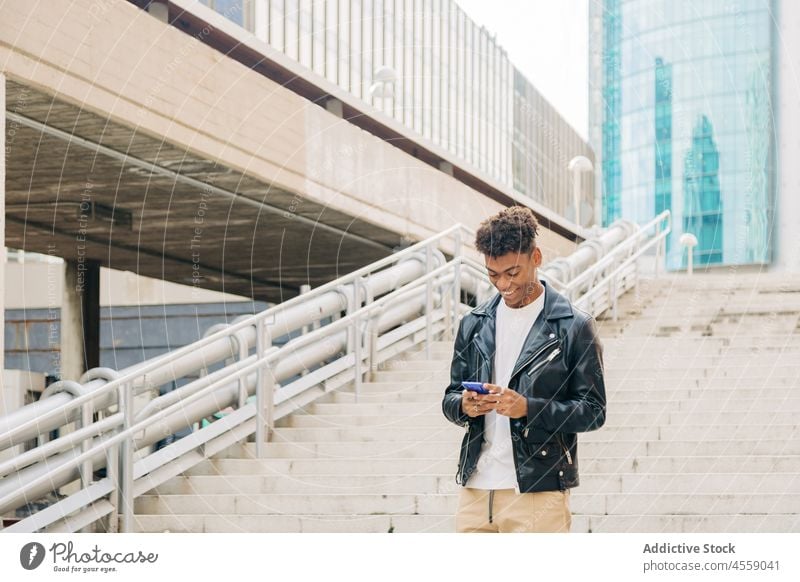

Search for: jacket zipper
xmin=520 ymin=342 xmax=562 ymax=441
xmin=556 ymin=433 xmax=573 ymax=465
xmin=526 ymin=346 xmax=561 ymax=376
xmin=457 ymin=423 xmax=471 ymax=484
xmin=511 ymin=338 xmax=559 ymax=380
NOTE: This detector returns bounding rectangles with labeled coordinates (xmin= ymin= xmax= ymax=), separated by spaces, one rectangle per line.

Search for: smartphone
xmin=462 ymin=381 xmax=490 ymax=394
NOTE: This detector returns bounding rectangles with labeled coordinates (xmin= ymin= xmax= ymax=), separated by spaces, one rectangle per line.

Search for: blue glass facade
xmin=589 ymin=0 xmax=775 ymax=269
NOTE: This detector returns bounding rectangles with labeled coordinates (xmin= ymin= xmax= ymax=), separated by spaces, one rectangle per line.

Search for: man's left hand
xmin=484 ymin=384 xmax=527 ymax=418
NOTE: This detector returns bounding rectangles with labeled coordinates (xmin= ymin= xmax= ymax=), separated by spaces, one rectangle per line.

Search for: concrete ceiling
xmin=4 ymin=80 xmax=404 ymax=302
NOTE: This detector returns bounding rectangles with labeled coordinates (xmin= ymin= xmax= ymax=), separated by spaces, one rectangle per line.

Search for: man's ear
xmin=532 ymin=246 xmax=542 ymax=267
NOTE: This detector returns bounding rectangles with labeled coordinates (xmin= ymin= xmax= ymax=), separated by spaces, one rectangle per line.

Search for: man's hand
xmin=461 ymin=384 xmax=527 ymax=418
xmin=483 ymin=384 xmax=528 ymax=418
xmin=461 ymin=386 xmax=498 ymax=417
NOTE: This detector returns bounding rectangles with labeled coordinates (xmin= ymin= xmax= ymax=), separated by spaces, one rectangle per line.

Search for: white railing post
xmin=337 ymin=284 xmax=356 ymax=353
xmin=452 ymin=229 xmax=462 ymax=339
xmin=654 ymin=220 xmax=662 ymax=278
xmin=299 ymin=284 xmax=312 ymax=336
xmin=105 ymin=443 xmax=119 ymax=533
xmin=611 ymin=276 xmax=619 ymax=322
xmin=425 ymin=244 xmax=433 ymax=359
xmin=353 ymin=313 xmax=362 ymax=402
xmin=357 ymin=277 xmax=376 ymax=383
xmin=118 ymin=381 xmax=134 ymax=533
xmin=255 ymin=318 xmax=273 ymax=458
xmin=78 ymin=399 xmax=94 ymax=532
xmin=235 ymin=331 xmax=249 ymax=409
xmin=367 ymin=310 xmax=382 ymax=382
xmin=443 ymin=283 xmax=452 ymax=340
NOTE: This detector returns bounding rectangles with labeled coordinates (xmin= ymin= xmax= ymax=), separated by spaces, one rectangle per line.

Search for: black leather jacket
xmin=442 ymin=280 xmax=606 ymax=492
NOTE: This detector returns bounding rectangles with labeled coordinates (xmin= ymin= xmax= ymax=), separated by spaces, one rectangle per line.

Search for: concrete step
xmin=583 ymin=473 xmax=800 ymax=495
xmin=310 ymin=402 xmax=443 ymax=415
xmin=233 ymin=440 xmax=460 ymax=459
xmin=326 ymin=390 xmax=440 ymax=404
xmin=604 ymin=410 xmax=800 ymax=426
xmin=331 ymin=393 xmax=800 ymax=408
xmin=283 ymin=413 xmax=446 ymax=428
xmin=285 ymin=409 xmax=799 ymax=428
xmin=270 ymin=425 xmax=463 ymax=442
xmin=605 ymin=387 xmax=800 ymax=401
xmin=269 ymin=424 xmax=800 ymax=443
xmin=579 ymin=514 xmax=799 ymax=533
xmin=596 ymin=309 xmax=800 ymax=322
xmin=602 ymin=336 xmax=800 ymax=347
xmin=324 ymin=392 xmax=438 ymax=407
xmin=613 ymin=378 xmax=798 ymax=389
xmin=135 ymin=491 xmax=800 ymax=516
xmin=605 ymin=362 xmax=800 ymax=374
xmin=565 ymin=439 xmax=800 ymax=457
xmin=185 ymin=457 xmax=455 ymax=476
xmin=380 ymin=360 xmax=450 ymax=371
xmin=131 ymin=512 xmax=800 ymax=533
xmin=148 ymin=474 xmax=457 ymax=495
xmin=584 ymin=455 xmax=800 ymax=475
xmin=308 ymin=402 xmax=800 ymax=425
xmin=147 ymin=472 xmax=800 ymax=496
xmin=605 ymin=398 xmax=800 ymax=413
xmin=133 ymin=513 xmax=453 ymax=533
xmin=135 ymin=493 xmax=454 ymax=515
xmin=371 ymin=370 xmax=800 ymax=386
xmin=604 ymin=346 xmax=800 ymax=358
xmin=218 ymin=438 xmax=800 ymax=460
xmin=597 ymin=493 xmax=800 ymax=515
xmin=187 ymin=455 xmax=800 ymax=478
xmin=403 ymin=350 xmax=463 ymax=362
xmin=343 ymin=381 xmax=443 ymax=394
xmin=371 ymin=371 xmax=453 ymax=383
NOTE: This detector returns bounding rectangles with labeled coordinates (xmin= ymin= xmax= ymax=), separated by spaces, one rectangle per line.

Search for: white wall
xmin=774 ymin=0 xmax=800 ymax=272
xmin=4 ymin=262 xmax=247 ymax=310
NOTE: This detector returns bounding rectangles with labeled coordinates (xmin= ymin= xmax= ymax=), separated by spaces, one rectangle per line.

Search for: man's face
xmin=485 ymin=247 xmax=543 ymax=308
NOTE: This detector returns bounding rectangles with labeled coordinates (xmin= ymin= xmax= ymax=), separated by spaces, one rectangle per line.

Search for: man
xmin=442 ymin=206 xmax=606 ymax=533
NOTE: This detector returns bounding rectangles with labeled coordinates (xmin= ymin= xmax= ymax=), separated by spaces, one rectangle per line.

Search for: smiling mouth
xmin=501 ymin=289 xmax=517 ymax=296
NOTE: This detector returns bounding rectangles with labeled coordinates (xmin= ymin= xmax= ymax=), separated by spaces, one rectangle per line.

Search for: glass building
xmin=198 ymin=0 xmax=594 ymax=220
xmin=589 ymin=0 xmax=775 ymax=269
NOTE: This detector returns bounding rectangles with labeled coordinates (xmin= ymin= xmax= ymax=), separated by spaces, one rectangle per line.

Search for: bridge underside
xmin=5 ymin=80 xmax=401 ymax=302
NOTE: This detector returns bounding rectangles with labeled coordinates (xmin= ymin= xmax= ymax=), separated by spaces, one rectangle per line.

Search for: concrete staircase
xmin=134 ymin=352 xmax=463 ymax=532
xmin=135 ymin=272 xmax=800 ymax=532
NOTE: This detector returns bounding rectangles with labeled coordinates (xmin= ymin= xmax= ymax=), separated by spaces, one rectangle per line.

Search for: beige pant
xmin=455 ymin=487 xmax=572 ymax=533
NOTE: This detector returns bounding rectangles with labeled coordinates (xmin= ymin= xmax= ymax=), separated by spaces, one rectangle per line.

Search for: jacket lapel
xmin=471 ymin=293 xmax=499 ymax=367
xmin=470 ymin=280 xmax=574 ymax=383
xmin=507 ymin=281 xmax=574 ymax=380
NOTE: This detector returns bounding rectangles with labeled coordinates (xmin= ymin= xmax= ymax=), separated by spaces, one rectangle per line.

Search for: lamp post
xmin=369 ymin=66 xmax=398 ymax=113
xmin=568 ymin=156 xmax=593 ymax=228
xmin=680 ymin=233 xmax=698 ymax=276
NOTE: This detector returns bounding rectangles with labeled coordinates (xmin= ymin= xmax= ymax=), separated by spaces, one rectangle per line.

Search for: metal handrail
xmin=0 ymin=223 xmax=475 ymax=450
xmin=576 ymin=221 xmax=671 ymax=317
xmin=563 ymin=210 xmax=671 ymax=298
xmin=0 ymin=259 xmax=464 ymax=527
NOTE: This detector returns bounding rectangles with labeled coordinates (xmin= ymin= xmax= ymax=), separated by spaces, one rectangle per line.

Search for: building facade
xmin=589 ymin=0 xmax=776 ymax=270
xmin=199 ymin=0 xmax=594 ymax=221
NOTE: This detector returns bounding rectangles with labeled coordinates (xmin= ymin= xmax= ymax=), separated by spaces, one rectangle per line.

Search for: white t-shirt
xmin=467 ymin=290 xmax=545 ymax=490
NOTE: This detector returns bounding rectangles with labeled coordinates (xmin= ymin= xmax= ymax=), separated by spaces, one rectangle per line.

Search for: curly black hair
xmin=474 ymin=206 xmax=539 ymax=257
